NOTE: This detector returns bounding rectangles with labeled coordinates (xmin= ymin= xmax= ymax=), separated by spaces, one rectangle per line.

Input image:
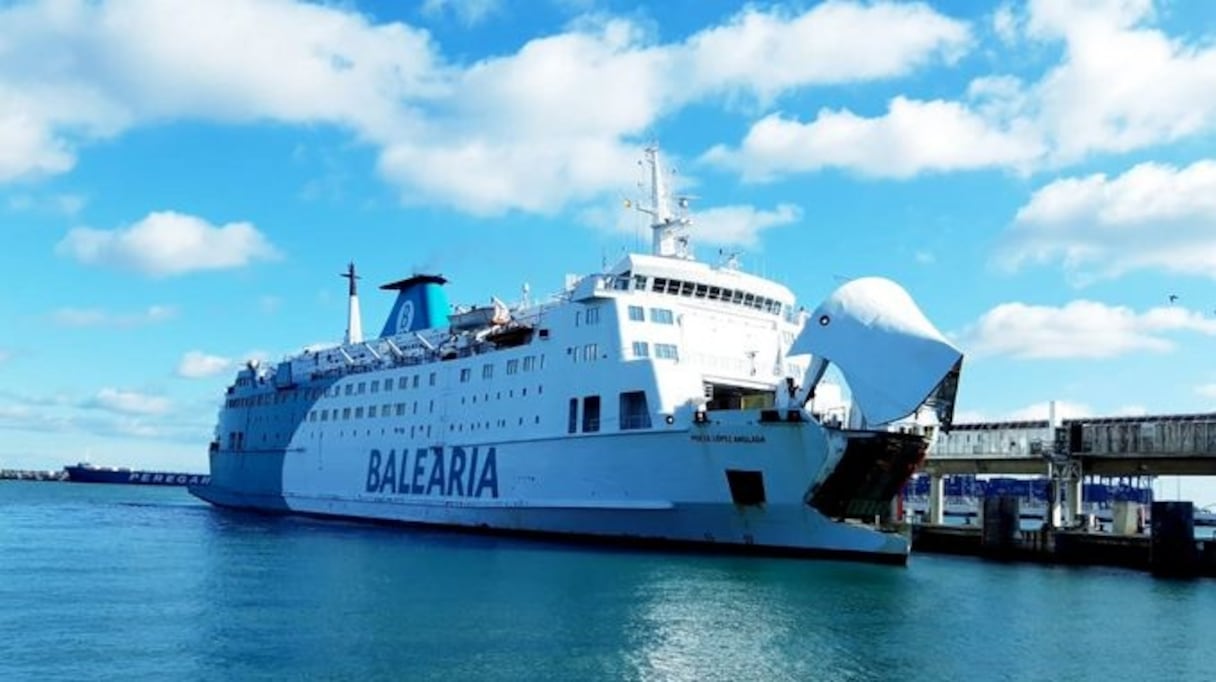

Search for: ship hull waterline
xmin=190 ymin=420 xmax=921 ymax=566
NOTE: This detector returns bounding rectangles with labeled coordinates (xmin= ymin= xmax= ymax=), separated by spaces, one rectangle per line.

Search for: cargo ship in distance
xmin=65 ymin=462 xmax=210 ymax=486
xmin=190 ymin=147 xmax=964 ymax=564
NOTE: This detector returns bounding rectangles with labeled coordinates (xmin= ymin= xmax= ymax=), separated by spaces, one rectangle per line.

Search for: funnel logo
xmin=398 ymin=300 xmax=414 ymax=332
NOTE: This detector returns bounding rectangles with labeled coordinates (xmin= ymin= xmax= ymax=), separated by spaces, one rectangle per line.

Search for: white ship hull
xmin=194 ymin=412 xmax=921 ymax=562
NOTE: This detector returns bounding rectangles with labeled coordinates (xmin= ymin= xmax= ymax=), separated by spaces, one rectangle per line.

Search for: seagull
xmin=1168 ymin=294 xmax=1179 ymax=304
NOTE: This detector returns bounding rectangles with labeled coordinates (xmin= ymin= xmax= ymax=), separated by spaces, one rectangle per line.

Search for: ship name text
xmin=365 ymin=446 xmax=499 ymax=499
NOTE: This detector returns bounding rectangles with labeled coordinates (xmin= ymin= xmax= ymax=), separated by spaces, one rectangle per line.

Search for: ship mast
xmin=636 ymin=146 xmax=692 ymax=259
xmin=341 ymin=262 xmax=363 ymax=344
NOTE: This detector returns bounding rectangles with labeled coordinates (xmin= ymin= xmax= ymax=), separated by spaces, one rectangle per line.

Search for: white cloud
xmin=958 ymin=300 xmax=1216 ymax=359
xmin=1196 ymin=384 xmax=1216 ymax=399
xmin=49 ymin=304 xmax=177 ymax=327
xmin=86 ymin=388 xmax=171 ymax=416
xmin=176 ymin=351 xmax=232 ymax=379
xmin=421 ymin=0 xmax=501 ymax=26
xmin=56 ymin=211 xmax=279 ymax=277
xmin=999 ymin=160 xmax=1216 ymax=281
xmin=680 ymin=1 xmax=970 ymax=101
xmin=702 ymin=96 xmax=1043 ymax=181
xmin=689 ymin=203 xmax=801 ymax=247
xmin=0 ymin=1 xmax=969 ymax=215
xmin=706 ymin=0 xmax=1216 ymax=182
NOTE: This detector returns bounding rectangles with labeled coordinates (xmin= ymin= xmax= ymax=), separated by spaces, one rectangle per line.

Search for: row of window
xmin=631 ymin=342 xmax=679 ymax=361
xmin=459 ymin=355 xmax=547 ymax=383
xmin=646 ymin=276 xmax=785 ymax=316
xmin=309 ymin=400 xmax=434 ymax=422
xmin=627 ymin=305 xmax=674 ymax=324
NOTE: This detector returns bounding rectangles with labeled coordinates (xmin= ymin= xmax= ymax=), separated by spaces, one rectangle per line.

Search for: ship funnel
xmin=379 ymin=274 xmax=450 ymax=336
xmin=790 ymin=277 xmax=962 ymax=429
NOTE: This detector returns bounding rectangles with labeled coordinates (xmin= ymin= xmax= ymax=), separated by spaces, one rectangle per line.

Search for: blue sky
xmin=3 ymin=0 xmax=1216 ymax=500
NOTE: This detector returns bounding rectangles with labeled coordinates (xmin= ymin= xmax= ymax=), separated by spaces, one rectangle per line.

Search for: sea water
xmin=2 ymin=481 xmax=1213 ymax=681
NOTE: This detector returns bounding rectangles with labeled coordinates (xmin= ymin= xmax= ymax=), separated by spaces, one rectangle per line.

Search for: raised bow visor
xmin=792 ymin=276 xmax=962 ymax=428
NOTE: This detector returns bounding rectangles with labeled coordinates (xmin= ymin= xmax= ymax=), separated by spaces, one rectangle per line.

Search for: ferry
xmin=190 ymin=148 xmax=963 ymax=564
xmin=65 ymin=462 xmax=210 ymax=486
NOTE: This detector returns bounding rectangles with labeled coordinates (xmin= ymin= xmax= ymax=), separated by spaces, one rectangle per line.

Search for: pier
xmin=910 ymin=408 xmax=1216 ymax=576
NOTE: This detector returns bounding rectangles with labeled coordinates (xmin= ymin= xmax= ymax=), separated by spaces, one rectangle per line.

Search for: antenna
xmin=630 ymin=146 xmax=694 ymax=260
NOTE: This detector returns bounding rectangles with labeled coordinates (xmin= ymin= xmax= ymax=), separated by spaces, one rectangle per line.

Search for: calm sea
xmin=2 ymin=481 xmax=1213 ymax=681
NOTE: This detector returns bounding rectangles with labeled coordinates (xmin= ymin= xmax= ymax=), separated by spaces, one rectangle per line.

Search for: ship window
xmin=582 ymin=396 xmax=601 ymax=433
xmin=634 ymin=275 xmax=647 ymax=290
xmin=358 ymin=382 xmax=366 ymax=394
xmin=507 ymin=359 xmax=519 ymax=374
xmin=429 ymin=372 xmax=436 ymax=386
xmin=632 ymin=341 xmax=649 ymax=358
xmin=321 ymin=410 xmax=329 ymax=421
xmin=384 ymin=379 xmax=393 ymax=391
xmin=694 ymin=284 xmax=708 ymax=298
xmin=679 ymin=281 xmax=694 ymax=296
xmin=482 ymin=364 xmax=493 ymax=379
xmin=342 ymin=407 xmax=351 ymax=420
xmin=367 ymin=406 xmax=377 ymax=418
xmin=650 ymin=308 xmax=673 ymax=324
xmin=539 ymin=355 xmax=546 ymax=369
xmin=398 ymin=377 xmax=408 ymax=389
xmin=523 ymin=356 xmax=535 ymax=371
xmin=382 ymin=403 xmax=391 ymax=416
xmin=708 ymin=286 xmax=721 ymax=301
xmin=355 ymin=407 xmax=364 ymax=418
xmin=396 ymin=403 xmax=405 ymax=416
xmin=567 ymin=398 xmax=578 ymax=434
xmin=653 ymin=277 xmax=667 ymax=292
xmin=428 ymin=400 xmax=434 ymax=413
xmin=370 ymin=381 xmax=379 ymax=394
xmin=575 ymin=311 xmax=581 ymax=326
xmin=582 ymin=343 xmax=598 ymax=362
xmin=619 ymin=391 xmax=652 ymax=430
xmin=586 ymin=307 xmax=600 ymax=325
xmin=655 ymin=344 xmax=679 ymax=360
xmin=628 ymin=305 xmax=644 ymax=322
xmin=460 ymin=368 xmax=471 ymax=383
xmin=413 ymin=375 xmax=420 ymax=388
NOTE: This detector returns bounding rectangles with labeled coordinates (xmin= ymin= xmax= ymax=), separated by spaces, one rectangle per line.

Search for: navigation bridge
xmin=919 ymin=409 xmax=1216 ymax=525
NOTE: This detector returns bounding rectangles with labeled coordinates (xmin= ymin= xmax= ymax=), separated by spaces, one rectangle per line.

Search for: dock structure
xmin=911 ymin=408 xmax=1216 ymax=576
xmin=920 ymin=409 xmax=1216 ymax=527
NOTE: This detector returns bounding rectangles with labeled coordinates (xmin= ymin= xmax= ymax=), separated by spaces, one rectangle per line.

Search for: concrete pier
xmin=1151 ymin=501 xmax=1198 ymax=578
xmin=980 ymin=495 xmax=1020 ymax=559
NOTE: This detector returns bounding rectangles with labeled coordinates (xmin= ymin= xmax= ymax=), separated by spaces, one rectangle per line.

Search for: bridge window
xmin=632 ymin=341 xmax=649 ymax=358
xmin=634 ymin=275 xmax=647 ymax=290
xmin=655 ymin=343 xmax=679 ymax=360
xmin=628 ymin=305 xmax=644 ymax=322
xmin=583 ymin=396 xmax=601 ymax=433
xmin=619 ymin=391 xmax=651 ymax=430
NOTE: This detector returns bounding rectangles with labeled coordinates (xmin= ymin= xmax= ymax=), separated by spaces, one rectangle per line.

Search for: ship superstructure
xmin=191 ymin=147 xmax=963 ymax=563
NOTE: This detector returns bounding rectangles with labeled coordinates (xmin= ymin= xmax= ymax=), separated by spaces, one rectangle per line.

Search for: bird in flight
xmin=1168 ymin=294 xmax=1179 ymax=304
